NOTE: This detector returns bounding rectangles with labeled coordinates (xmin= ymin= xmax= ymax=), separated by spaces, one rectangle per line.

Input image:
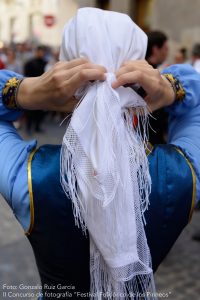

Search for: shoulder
xmin=148 ymin=144 xmax=195 ymax=183
xmin=30 ymin=144 xmax=61 ymax=178
xmin=148 ymin=144 xmax=196 ymax=220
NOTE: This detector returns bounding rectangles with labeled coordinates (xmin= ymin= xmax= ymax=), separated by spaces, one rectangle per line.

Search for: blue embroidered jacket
xmin=0 ymin=65 xmax=200 ymax=297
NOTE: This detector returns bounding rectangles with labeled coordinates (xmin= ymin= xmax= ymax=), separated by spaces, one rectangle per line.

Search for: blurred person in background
xmin=24 ymin=45 xmax=47 ymax=77
xmin=45 ymin=47 xmax=59 ymax=72
xmin=15 ymin=43 xmax=33 ymax=72
xmin=174 ymin=47 xmax=187 ymax=64
xmin=191 ymin=43 xmax=200 ymax=73
xmin=0 ymin=58 xmax=5 ymax=69
xmin=6 ymin=49 xmax=22 ymax=74
xmin=146 ymin=30 xmax=169 ymax=145
xmin=24 ymin=45 xmax=47 ymax=133
xmin=146 ymin=30 xmax=169 ymax=69
xmin=0 ymin=46 xmax=8 ymax=66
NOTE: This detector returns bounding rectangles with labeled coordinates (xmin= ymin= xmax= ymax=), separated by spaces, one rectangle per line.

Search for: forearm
xmin=17 ymin=76 xmax=78 ymax=112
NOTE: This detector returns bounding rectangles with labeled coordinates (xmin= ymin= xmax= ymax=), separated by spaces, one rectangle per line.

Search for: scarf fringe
xmin=90 ymin=239 xmax=156 ymax=300
xmin=60 ymin=81 xmax=156 ymax=300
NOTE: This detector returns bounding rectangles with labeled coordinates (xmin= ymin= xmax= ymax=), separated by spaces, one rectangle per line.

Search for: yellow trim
xmin=25 ymin=148 xmax=38 ymax=236
xmin=146 ymin=144 xmax=195 ymax=221
xmin=175 ymin=147 xmax=196 ymax=222
xmin=146 ymin=142 xmax=154 ymax=156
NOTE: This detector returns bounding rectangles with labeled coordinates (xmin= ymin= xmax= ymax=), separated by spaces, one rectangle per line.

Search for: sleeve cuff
xmin=0 ymin=70 xmax=23 ymax=121
xmin=161 ymin=64 xmax=200 ymax=116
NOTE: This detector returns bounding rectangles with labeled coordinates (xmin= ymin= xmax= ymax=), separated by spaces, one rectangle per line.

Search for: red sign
xmin=44 ymin=15 xmax=56 ymax=27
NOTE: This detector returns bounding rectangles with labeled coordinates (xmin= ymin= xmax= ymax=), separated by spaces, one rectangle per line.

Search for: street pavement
xmin=0 ymin=118 xmax=199 ymax=300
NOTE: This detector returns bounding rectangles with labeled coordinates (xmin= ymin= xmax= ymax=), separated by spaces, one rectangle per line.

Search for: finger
xmin=41 ymin=59 xmax=90 ymax=80
xmin=58 ymin=63 xmax=107 ymax=81
xmin=112 ymin=71 xmax=147 ymax=89
xmin=68 ymin=69 xmax=106 ymax=92
xmin=54 ymin=58 xmax=90 ymax=70
xmin=115 ymin=63 xmax=153 ymax=78
xmin=49 ymin=64 xmax=107 ymax=86
xmin=72 ymin=68 xmax=106 ymax=83
xmin=121 ymin=60 xmax=148 ymax=67
xmin=67 ymin=63 xmax=107 ymax=78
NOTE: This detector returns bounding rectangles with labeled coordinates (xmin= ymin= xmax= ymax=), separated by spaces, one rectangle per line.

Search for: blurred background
xmin=0 ymin=0 xmax=200 ymax=299
xmin=1 ymin=0 xmax=200 ymax=62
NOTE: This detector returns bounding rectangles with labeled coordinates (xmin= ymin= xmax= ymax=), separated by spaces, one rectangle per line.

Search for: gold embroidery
xmin=2 ymin=77 xmax=23 ymax=110
xmin=145 ymin=145 xmax=195 ymax=222
xmin=175 ymin=147 xmax=196 ymax=222
xmin=3 ymin=77 xmax=19 ymax=94
xmin=25 ymin=148 xmax=38 ymax=236
xmin=163 ymin=73 xmax=186 ymax=102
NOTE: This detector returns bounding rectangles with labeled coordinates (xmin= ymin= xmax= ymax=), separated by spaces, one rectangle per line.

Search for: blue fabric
xmin=162 ymin=64 xmax=200 ymax=202
xmin=145 ymin=144 xmax=193 ymax=271
xmin=162 ymin=64 xmax=200 ymax=116
xmin=0 ymin=70 xmax=36 ymax=230
xmin=0 ymin=70 xmax=23 ymax=121
xmin=27 ymin=144 xmax=193 ymax=298
xmin=168 ymin=107 xmax=200 ymax=203
xmin=0 ymin=65 xmax=199 ymax=233
xmin=29 ymin=145 xmax=90 ymax=297
xmin=0 ymin=121 xmax=36 ymax=230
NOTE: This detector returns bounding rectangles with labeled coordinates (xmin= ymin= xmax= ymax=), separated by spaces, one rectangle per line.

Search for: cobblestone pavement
xmin=0 ymin=118 xmax=200 ymax=300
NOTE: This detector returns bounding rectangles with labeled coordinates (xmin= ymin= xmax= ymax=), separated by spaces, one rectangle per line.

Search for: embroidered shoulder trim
xmin=25 ymin=147 xmax=38 ymax=236
xmin=174 ymin=147 xmax=196 ymax=222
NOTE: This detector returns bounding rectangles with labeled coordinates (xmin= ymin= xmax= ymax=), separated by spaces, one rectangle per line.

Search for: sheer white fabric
xmin=60 ymin=7 xmax=156 ymax=300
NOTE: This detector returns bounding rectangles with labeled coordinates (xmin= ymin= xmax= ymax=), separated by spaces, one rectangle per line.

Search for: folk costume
xmin=0 ymin=8 xmax=200 ymax=300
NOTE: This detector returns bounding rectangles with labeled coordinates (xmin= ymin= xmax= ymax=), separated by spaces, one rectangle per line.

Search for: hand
xmin=112 ymin=60 xmax=175 ymax=112
xmin=17 ymin=58 xmax=107 ymax=112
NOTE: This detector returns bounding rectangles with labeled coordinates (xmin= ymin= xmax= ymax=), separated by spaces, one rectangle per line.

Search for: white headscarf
xmin=60 ymin=7 xmax=156 ymax=300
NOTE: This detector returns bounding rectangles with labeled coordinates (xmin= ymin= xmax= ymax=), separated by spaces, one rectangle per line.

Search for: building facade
xmin=1 ymin=0 xmax=200 ymax=53
xmin=0 ymin=0 xmax=78 ymax=46
xmin=78 ymin=0 xmax=200 ymax=60
xmin=150 ymin=0 xmax=200 ymax=49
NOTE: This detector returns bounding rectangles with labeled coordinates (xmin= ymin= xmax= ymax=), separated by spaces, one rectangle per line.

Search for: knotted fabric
xmin=60 ymin=7 xmax=156 ymax=300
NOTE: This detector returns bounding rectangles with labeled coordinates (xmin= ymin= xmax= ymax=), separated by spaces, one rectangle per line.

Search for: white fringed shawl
xmin=60 ymin=7 xmax=156 ymax=300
